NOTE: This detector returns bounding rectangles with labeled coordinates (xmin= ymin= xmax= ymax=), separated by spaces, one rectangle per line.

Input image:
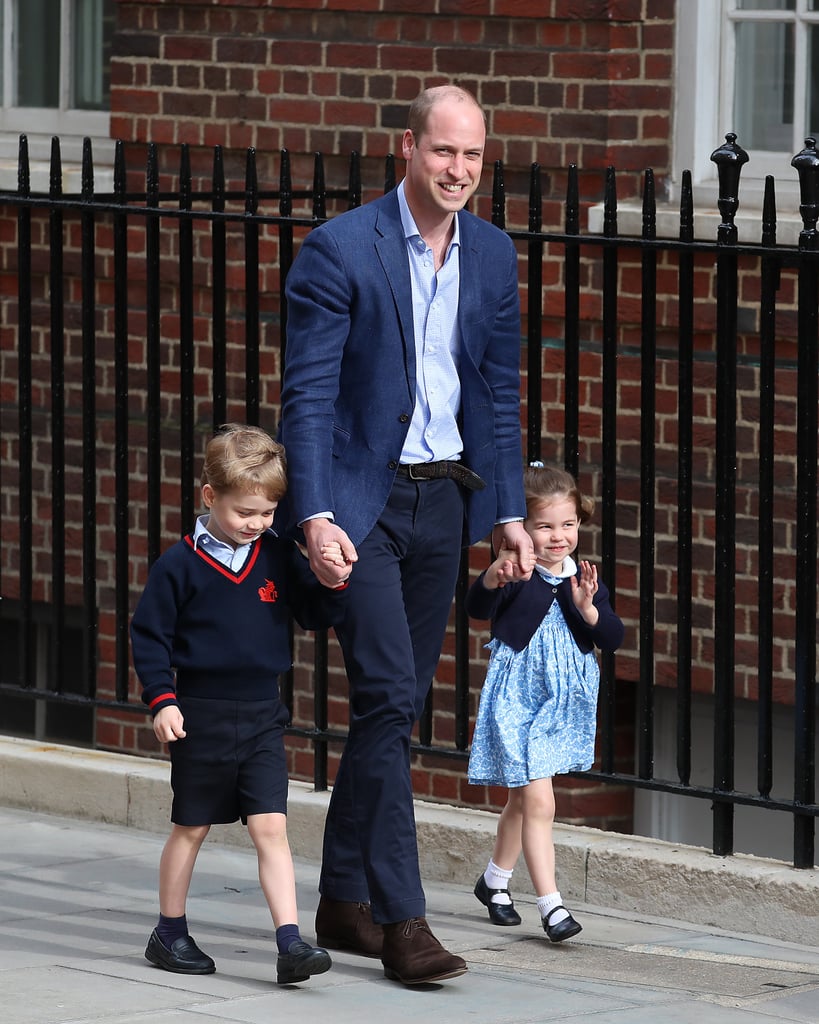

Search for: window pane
xmin=74 ymin=0 xmax=114 ymax=110
xmin=17 ymin=0 xmax=61 ymax=107
xmin=736 ymin=0 xmax=795 ymax=9
xmin=733 ymin=21 xmax=794 ymax=150
xmin=810 ymin=26 xmax=819 ymax=139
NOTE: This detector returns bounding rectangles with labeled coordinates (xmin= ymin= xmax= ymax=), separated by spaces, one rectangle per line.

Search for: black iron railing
xmin=1 ymin=132 xmax=817 ymax=867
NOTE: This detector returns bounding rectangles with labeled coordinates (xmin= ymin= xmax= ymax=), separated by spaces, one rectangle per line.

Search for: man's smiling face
xmin=401 ymin=95 xmax=486 ymax=229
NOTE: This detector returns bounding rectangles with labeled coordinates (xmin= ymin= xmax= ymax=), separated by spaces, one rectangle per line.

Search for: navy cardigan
xmin=465 ymin=567 xmax=624 ymax=654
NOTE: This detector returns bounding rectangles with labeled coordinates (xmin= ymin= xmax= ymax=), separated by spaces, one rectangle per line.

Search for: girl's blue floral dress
xmin=467 ymin=557 xmax=600 ymax=787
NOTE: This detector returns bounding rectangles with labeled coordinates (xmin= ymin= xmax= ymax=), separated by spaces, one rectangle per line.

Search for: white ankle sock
xmin=484 ymin=860 xmax=513 ymax=905
xmin=537 ymin=891 xmax=569 ymax=925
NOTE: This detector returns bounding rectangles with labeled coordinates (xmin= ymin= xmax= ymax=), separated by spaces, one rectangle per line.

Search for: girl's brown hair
xmin=523 ymin=463 xmax=594 ymax=524
xmin=201 ymin=423 xmax=288 ymax=502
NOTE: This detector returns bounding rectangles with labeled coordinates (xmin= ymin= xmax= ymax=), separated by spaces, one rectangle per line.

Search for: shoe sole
xmin=383 ymin=964 xmax=468 ymax=985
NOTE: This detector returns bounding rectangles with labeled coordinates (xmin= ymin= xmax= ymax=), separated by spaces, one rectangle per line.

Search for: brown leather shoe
xmin=315 ymin=897 xmax=384 ymax=957
xmin=381 ymin=917 xmax=467 ymax=985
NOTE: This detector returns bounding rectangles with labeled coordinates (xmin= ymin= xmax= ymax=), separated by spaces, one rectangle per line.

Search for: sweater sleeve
xmin=464 ymin=569 xmax=520 ymax=621
xmin=284 ymin=541 xmax=349 ymax=631
xmin=586 ymin=579 xmax=625 ymax=651
xmin=130 ymin=549 xmax=184 ymax=717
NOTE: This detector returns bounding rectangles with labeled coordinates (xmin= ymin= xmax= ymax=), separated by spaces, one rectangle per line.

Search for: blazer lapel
xmin=456 ymin=211 xmax=482 ymax=356
xmin=374 ymin=196 xmax=416 ymax=394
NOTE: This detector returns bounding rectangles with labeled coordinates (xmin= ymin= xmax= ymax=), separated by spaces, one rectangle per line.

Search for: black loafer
xmin=145 ymin=929 xmax=216 ymax=974
xmin=276 ymin=939 xmax=332 ymax=984
xmin=474 ymin=874 xmax=522 ymax=926
xmin=543 ymin=907 xmax=582 ymax=942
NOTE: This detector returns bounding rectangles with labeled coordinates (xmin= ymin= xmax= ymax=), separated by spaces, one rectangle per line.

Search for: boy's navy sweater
xmin=130 ymin=530 xmax=347 ymax=717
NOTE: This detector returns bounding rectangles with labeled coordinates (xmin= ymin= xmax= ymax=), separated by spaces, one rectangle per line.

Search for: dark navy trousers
xmin=319 ymin=474 xmax=465 ymax=924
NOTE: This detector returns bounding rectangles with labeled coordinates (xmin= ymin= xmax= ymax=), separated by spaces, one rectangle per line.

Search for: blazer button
xmin=388 ymin=460 xmax=398 ymax=470
xmin=399 ymin=413 xmax=409 ymax=423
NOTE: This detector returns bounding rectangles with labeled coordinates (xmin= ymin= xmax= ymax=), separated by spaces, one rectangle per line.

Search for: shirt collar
xmin=534 ymin=555 xmax=578 ymax=583
xmin=192 ymin=515 xmax=277 ymax=549
xmin=396 ymin=179 xmax=461 ymax=249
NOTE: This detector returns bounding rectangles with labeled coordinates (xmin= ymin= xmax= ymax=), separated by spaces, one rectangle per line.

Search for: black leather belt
xmin=396 ymin=461 xmax=486 ymax=491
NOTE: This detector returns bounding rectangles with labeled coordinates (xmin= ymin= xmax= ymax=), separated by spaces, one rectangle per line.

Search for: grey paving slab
xmin=1 ymin=806 xmax=818 ymax=1024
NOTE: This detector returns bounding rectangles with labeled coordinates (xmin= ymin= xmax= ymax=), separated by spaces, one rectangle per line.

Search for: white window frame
xmin=592 ymin=0 xmax=813 ymax=242
xmin=672 ymin=0 xmax=810 ymax=239
xmin=0 ymin=0 xmax=113 ymax=191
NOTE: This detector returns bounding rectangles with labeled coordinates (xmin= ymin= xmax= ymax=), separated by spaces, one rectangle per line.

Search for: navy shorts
xmin=168 ymin=695 xmax=290 ymax=826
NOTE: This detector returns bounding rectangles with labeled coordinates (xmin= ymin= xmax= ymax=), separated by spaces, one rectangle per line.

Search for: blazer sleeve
xmin=280 ymin=226 xmax=349 ymax=524
xmin=480 ymin=234 xmax=527 ymax=521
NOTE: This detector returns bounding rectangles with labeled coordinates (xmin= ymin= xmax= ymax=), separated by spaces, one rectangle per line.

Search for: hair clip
xmin=529 ymin=460 xmax=544 ymax=468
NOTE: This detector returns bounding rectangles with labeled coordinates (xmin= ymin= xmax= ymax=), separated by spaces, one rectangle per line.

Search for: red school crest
xmin=258 ymin=579 xmax=278 ymax=603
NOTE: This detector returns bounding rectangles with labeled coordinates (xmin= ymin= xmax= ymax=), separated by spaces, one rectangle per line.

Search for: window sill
xmin=587 ymin=193 xmax=805 ymax=247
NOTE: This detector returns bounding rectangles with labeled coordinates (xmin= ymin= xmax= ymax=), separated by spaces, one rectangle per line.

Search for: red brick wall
xmin=108 ymin=0 xmax=676 ymax=219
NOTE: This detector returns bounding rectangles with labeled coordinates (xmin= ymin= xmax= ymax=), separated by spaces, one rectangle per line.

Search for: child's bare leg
xmin=492 ymin=787 xmax=524 ymax=869
xmin=247 ymin=812 xmax=332 ymax=984
xmin=519 ymin=778 xmax=557 ymax=894
xmin=145 ymin=823 xmax=215 ymax=974
xmin=520 ymin=777 xmax=580 ymax=940
xmin=247 ymin=812 xmax=297 ymax=926
xmin=159 ymin=823 xmax=210 ymax=917
xmin=475 ymin=788 xmax=525 ymax=924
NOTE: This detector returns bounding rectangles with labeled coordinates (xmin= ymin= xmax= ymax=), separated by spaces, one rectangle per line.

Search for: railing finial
xmin=710 ymin=132 xmax=749 ymax=244
xmin=791 ymin=137 xmax=819 ymax=250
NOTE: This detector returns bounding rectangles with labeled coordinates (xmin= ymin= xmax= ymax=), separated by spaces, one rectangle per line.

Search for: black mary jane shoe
xmin=543 ymin=906 xmax=582 ymax=943
xmin=276 ymin=939 xmax=332 ymax=985
xmin=473 ymin=874 xmax=522 ymax=926
xmin=144 ymin=929 xmax=216 ymax=974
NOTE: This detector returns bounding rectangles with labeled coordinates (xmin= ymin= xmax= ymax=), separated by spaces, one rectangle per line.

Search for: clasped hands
xmin=486 ymin=522 xmax=536 ymax=588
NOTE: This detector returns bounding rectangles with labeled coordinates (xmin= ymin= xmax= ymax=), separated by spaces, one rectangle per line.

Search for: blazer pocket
xmin=332 ymin=424 xmax=351 ymax=459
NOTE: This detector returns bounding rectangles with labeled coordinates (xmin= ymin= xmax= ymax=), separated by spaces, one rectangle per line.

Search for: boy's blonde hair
xmin=201 ymin=424 xmax=287 ymax=502
xmin=523 ymin=463 xmax=594 ymax=524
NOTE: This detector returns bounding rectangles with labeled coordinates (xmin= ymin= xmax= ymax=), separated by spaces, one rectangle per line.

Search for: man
xmin=279 ymin=84 xmax=533 ymax=986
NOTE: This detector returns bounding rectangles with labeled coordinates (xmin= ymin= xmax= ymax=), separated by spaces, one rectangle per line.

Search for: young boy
xmin=130 ymin=424 xmax=349 ymax=985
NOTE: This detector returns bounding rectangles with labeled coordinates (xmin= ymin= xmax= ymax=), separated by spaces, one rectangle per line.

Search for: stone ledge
xmin=1 ymin=736 xmax=816 ymax=945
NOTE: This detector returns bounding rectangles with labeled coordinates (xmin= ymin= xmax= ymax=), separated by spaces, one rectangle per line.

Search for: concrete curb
xmin=1 ymin=735 xmax=816 ymax=945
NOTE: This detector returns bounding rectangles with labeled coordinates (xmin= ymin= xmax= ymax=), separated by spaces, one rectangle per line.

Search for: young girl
xmin=466 ymin=463 xmax=624 ymax=942
xmin=131 ymin=424 xmax=348 ymax=984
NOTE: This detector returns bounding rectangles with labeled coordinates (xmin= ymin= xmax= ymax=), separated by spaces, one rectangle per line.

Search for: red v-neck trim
xmin=184 ymin=534 xmax=261 ymax=582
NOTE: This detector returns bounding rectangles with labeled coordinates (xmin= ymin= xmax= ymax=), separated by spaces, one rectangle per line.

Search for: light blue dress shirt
xmin=396 ymin=180 xmax=463 ymax=464
xmin=192 ymin=514 xmax=254 ymax=572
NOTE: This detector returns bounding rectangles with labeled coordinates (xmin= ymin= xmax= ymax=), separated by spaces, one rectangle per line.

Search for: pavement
xmin=0 ymin=738 xmax=818 ymax=1023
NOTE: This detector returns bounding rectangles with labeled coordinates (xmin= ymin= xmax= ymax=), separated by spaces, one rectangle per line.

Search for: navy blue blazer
xmin=465 ymin=568 xmax=625 ymax=654
xmin=279 ymin=189 xmax=526 ymax=548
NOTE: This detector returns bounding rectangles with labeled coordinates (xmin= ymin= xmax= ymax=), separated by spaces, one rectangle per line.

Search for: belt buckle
xmin=406 ymin=463 xmax=425 ymax=481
